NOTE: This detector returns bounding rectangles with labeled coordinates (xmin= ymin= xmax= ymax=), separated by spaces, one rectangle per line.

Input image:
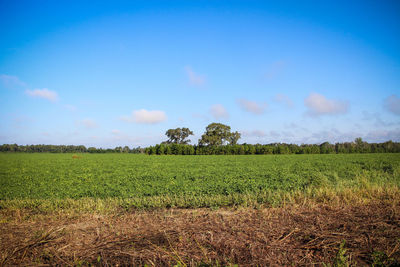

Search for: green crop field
xmin=1 ymin=153 xmax=400 ymax=266
xmin=0 ymin=153 xmax=399 ymax=210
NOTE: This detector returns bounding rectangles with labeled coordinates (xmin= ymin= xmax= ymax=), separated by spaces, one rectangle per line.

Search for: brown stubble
xmin=1 ymin=201 xmax=399 ymax=266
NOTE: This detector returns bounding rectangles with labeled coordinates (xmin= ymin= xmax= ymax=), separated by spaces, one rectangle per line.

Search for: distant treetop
xmin=164 ymin=127 xmax=194 ymax=144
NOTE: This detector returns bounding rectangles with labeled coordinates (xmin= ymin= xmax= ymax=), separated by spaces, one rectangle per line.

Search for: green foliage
xmin=0 ymin=153 xmax=399 ymax=207
xmin=0 ymin=144 xmax=145 ymax=153
xmin=198 ymin=123 xmax=241 ymax=146
xmin=333 ymin=241 xmax=350 ymax=267
xmin=371 ymin=249 xmax=399 ymax=266
xmin=323 ymin=241 xmax=350 ymax=267
xmin=2 ymin=137 xmax=400 ymax=155
xmin=165 ymin=127 xmax=194 ymax=144
xmin=145 ymin=140 xmax=400 ymax=155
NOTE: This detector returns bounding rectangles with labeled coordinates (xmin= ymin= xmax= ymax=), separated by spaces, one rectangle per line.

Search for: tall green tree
xmin=198 ymin=123 xmax=241 ymax=146
xmin=229 ymin=131 xmax=241 ymax=145
xmin=165 ymin=127 xmax=194 ymax=144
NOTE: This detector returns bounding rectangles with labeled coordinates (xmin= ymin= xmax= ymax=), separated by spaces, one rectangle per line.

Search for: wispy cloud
xmin=107 ymin=132 xmax=164 ymax=147
xmin=304 ymin=128 xmax=400 ymax=144
xmin=1 ymin=75 xmax=61 ymax=104
xmin=121 ymin=109 xmax=167 ymax=124
xmin=241 ymin=127 xmax=400 ymax=145
xmin=242 ymin=130 xmax=267 ymax=138
xmin=210 ymin=104 xmax=229 ymax=119
xmin=365 ymin=128 xmax=400 ymax=142
xmin=384 ymin=95 xmax=400 ymax=115
xmin=0 ymin=74 xmax=26 ymax=89
xmin=362 ymin=111 xmax=397 ymax=127
xmin=26 ymin=88 xmax=59 ymax=102
xmin=78 ymin=119 xmax=98 ymax=129
xmin=237 ymin=98 xmax=266 ymax=115
xmin=304 ymin=93 xmax=348 ymax=116
xmin=275 ymin=93 xmax=294 ymax=108
xmin=185 ymin=66 xmax=205 ymax=86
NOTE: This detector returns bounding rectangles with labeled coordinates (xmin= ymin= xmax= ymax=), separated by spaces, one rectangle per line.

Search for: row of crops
xmin=1 ymin=153 xmax=399 ymax=202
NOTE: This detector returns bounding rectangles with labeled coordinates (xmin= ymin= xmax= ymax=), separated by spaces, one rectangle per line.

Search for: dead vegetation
xmin=1 ymin=201 xmax=399 ymax=266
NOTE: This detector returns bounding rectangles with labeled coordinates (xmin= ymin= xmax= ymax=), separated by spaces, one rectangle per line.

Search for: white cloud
xmin=26 ymin=88 xmax=59 ymax=102
xmin=121 ymin=109 xmax=167 ymax=124
xmin=210 ymin=104 xmax=229 ymax=119
xmin=304 ymin=93 xmax=348 ymax=116
xmin=78 ymin=119 xmax=98 ymax=129
xmin=0 ymin=74 xmax=26 ymax=89
xmin=384 ymin=95 xmax=400 ymax=115
xmin=237 ymin=98 xmax=266 ymax=114
xmin=1 ymin=75 xmax=60 ymax=104
xmin=185 ymin=66 xmax=205 ymax=86
xmin=275 ymin=93 xmax=294 ymax=108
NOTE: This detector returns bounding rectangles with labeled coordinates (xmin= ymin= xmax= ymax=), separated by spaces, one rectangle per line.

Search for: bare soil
xmin=1 ymin=201 xmax=399 ymax=266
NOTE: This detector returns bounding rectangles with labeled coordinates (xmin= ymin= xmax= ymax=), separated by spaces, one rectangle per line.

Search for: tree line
xmin=146 ymin=123 xmax=400 ymax=154
xmin=1 ymin=123 xmax=399 ymax=154
xmin=145 ymin=140 xmax=400 ymax=155
xmin=0 ymin=144 xmax=144 ymax=153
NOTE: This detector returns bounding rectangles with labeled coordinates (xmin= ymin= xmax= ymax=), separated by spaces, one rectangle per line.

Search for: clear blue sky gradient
xmin=1 ymin=0 xmax=399 ymax=147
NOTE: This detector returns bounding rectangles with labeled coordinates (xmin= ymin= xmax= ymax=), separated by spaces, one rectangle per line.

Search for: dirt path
xmin=1 ymin=202 xmax=399 ymax=266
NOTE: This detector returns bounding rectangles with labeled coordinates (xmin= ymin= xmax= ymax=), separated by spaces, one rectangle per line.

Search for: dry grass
xmin=1 ymin=200 xmax=399 ymax=266
xmin=1 ymin=185 xmax=399 ymax=215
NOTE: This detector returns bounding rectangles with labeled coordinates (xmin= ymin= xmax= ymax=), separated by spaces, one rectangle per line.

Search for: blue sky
xmin=1 ymin=0 xmax=399 ymax=147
